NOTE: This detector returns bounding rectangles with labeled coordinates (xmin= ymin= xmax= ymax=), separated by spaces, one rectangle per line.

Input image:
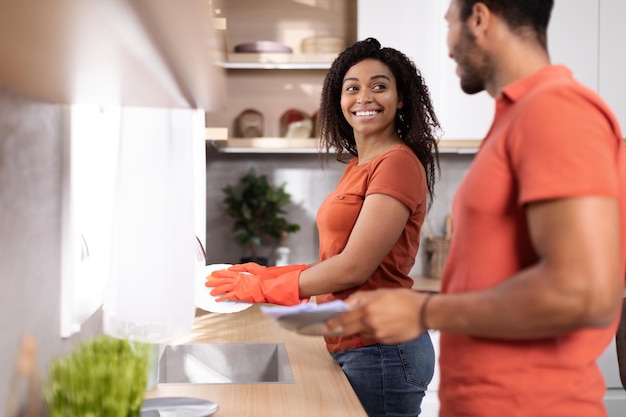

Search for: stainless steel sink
xmin=157 ymin=343 xmax=294 ymax=384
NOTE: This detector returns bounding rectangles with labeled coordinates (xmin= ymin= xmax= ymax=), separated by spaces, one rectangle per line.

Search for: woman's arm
xmin=298 ymin=193 xmax=411 ymax=297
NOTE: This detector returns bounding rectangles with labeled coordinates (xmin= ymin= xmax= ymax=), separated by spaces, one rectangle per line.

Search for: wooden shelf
xmin=210 ymin=137 xmax=320 ymax=153
xmin=208 ymin=137 xmax=482 ymax=154
xmin=204 ymin=127 xmax=228 ymax=141
xmin=220 ymin=53 xmax=338 ymax=70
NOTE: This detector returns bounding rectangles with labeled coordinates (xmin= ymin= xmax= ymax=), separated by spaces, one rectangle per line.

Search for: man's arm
xmin=326 ymin=196 xmax=624 ymax=342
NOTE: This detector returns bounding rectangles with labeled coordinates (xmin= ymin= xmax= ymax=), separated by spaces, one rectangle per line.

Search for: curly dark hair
xmin=318 ymin=37 xmax=441 ymax=208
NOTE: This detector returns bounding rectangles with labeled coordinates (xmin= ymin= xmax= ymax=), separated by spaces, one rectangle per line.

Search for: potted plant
xmin=44 ymin=335 xmax=151 ymax=417
xmin=222 ymin=168 xmax=300 ymax=265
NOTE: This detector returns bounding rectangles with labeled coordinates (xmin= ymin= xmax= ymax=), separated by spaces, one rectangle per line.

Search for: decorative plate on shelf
xmin=234 ymin=108 xmax=263 ymax=138
xmin=279 ymin=108 xmax=313 ymax=138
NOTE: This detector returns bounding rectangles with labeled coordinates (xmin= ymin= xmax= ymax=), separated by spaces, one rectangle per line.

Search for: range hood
xmin=0 ymin=0 xmax=225 ymax=110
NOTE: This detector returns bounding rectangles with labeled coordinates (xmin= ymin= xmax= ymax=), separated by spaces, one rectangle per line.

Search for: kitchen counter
xmin=411 ymin=276 xmax=442 ymax=293
xmin=144 ymin=305 xmax=367 ymax=417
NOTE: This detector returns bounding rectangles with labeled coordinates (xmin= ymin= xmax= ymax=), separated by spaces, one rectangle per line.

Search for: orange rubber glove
xmin=209 ymin=269 xmax=303 ymax=306
xmin=211 ymin=262 xmax=308 ymax=281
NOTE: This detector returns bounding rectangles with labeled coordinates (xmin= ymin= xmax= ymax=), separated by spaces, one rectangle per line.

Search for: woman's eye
xmin=345 ymin=85 xmax=358 ymax=92
xmin=373 ymin=84 xmax=387 ymax=91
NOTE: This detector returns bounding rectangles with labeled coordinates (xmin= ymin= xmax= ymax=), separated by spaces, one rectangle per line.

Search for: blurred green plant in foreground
xmin=44 ymin=335 xmax=151 ymax=417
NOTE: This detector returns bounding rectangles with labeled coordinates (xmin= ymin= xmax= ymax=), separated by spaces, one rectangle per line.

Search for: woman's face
xmin=340 ymin=58 xmax=402 ymax=138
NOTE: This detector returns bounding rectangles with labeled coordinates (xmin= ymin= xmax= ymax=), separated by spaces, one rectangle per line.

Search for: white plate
xmin=195 ymin=264 xmax=253 ymax=314
xmin=141 ymin=397 xmax=218 ymax=417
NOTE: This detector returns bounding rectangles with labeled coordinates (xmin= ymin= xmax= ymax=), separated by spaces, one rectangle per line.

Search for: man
xmin=325 ymin=1 xmax=626 ymax=416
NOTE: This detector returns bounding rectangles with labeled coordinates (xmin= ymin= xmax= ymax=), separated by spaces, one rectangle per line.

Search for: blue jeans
xmin=330 ymin=332 xmax=435 ymax=417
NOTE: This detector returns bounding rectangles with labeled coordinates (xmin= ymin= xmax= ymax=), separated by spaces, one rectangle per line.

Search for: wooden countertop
xmin=144 ymin=305 xmax=367 ymax=417
xmin=411 ymin=275 xmax=442 ymax=293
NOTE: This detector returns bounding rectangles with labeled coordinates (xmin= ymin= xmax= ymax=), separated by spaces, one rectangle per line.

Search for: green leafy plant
xmin=44 ymin=335 xmax=151 ymax=417
xmin=222 ymin=168 xmax=300 ymax=261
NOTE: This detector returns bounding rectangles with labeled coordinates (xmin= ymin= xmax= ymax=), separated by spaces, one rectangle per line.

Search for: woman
xmin=210 ymin=38 xmax=441 ymax=416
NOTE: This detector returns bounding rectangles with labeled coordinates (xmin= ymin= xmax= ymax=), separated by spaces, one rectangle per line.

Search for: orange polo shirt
xmin=439 ymin=65 xmax=626 ymax=416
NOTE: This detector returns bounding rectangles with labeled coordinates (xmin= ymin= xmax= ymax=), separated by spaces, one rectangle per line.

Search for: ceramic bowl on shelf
xmin=234 ymin=41 xmax=292 ymax=53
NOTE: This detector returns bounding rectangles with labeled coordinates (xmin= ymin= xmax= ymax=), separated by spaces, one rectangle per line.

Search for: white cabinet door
xmin=599 ymin=0 xmax=626 ymax=133
xmin=357 ymin=0 xmax=493 ymax=140
xmin=357 ymin=0 xmax=441 ymax=89
xmin=358 ymin=0 xmax=600 ymax=140
xmin=549 ymin=0 xmax=600 ymax=91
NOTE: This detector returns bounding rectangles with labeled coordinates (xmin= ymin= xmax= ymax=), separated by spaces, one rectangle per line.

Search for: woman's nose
xmin=357 ymin=92 xmax=372 ymax=104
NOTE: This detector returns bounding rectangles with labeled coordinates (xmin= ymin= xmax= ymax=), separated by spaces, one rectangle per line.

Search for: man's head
xmin=445 ymin=0 xmax=554 ymax=96
xmin=456 ymin=0 xmax=554 ymax=49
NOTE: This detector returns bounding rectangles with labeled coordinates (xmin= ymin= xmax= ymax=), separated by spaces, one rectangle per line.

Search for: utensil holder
xmin=424 ymin=237 xmax=450 ymax=279
xmin=422 ymin=214 xmax=452 ymax=280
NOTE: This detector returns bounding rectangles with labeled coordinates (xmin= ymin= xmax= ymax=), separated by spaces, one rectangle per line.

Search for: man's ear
xmin=468 ymin=2 xmax=491 ymax=37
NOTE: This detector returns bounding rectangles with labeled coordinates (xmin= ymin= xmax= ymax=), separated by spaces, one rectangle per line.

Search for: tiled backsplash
xmin=205 ymin=146 xmax=473 ymax=277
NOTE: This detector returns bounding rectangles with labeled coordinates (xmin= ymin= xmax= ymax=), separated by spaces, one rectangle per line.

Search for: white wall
xmin=0 ymin=86 xmax=103 ymax=411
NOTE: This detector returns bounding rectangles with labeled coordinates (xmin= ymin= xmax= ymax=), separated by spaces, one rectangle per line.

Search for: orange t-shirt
xmin=316 ymin=144 xmax=427 ymax=352
xmin=439 ymin=65 xmax=626 ymax=417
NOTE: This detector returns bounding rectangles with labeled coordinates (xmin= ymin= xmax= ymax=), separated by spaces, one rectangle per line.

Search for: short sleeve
xmin=366 ymin=147 xmax=426 ymax=213
xmin=508 ymin=87 xmax=621 ymax=204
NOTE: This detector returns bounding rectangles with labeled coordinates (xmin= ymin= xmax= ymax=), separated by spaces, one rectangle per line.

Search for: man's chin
xmin=460 ymin=81 xmax=485 ymax=95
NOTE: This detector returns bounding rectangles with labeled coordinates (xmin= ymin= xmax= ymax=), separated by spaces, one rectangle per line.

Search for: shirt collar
xmin=500 ymin=65 xmax=573 ymax=103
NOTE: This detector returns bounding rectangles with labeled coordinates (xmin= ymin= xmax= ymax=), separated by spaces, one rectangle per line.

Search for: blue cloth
xmin=330 ymin=332 xmax=435 ymax=417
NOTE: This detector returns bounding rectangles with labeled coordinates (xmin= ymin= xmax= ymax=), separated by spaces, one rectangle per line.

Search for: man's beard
xmin=455 ymin=28 xmax=489 ymax=95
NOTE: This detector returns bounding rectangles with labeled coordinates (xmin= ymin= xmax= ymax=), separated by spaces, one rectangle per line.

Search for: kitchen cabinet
xmin=358 ymin=0 xmax=600 ymax=141
xmin=599 ymin=0 xmax=626 ymax=132
xmin=208 ymin=0 xmax=481 ymax=153
xmin=542 ymin=0 xmax=626 ymax=134
xmin=206 ymin=0 xmax=357 ymax=151
xmin=357 ymin=0 xmax=492 ymax=141
xmin=209 ymin=0 xmax=620 ymax=151
xmin=549 ymin=0 xmax=626 ymax=136
xmin=549 ymin=0 xmax=599 ymax=91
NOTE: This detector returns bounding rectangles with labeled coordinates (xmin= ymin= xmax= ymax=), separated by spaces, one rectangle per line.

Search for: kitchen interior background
xmin=204 ymin=0 xmax=474 ymax=272
xmin=3 ymin=0 xmax=626 ymax=412
xmin=204 ymin=150 xmax=472 ymax=274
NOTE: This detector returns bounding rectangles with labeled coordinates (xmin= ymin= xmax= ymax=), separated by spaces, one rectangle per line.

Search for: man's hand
xmin=324 ymin=288 xmax=430 ymax=344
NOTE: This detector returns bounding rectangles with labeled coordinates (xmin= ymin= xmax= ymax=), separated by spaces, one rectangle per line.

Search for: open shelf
xmin=208 ymin=137 xmax=482 ymax=154
xmin=220 ymin=53 xmax=338 ymax=70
